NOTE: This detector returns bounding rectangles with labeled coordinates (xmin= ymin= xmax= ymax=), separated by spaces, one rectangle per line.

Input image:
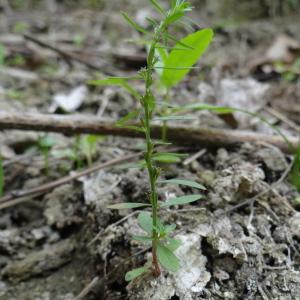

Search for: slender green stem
xmin=144 ymin=105 xmax=160 ymax=275
xmin=142 ymin=31 xmax=165 ymax=277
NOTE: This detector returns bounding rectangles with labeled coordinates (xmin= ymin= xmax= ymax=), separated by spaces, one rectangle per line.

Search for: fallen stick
xmin=0 ymin=152 xmax=141 ymax=208
xmin=0 ymin=111 xmax=298 ymax=153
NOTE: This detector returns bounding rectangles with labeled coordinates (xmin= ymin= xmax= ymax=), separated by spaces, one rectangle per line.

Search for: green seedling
xmin=13 ymin=22 xmax=29 ymax=34
xmin=7 ymin=89 xmax=24 ymax=101
xmin=89 ymin=0 xmax=210 ymax=280
xmin=6 ymin=54 xmax=25 ymax=67
xmin=73 ymin=34 xmax=86 ymax=47
xmin=73 ymin=134 xmax=103 ymax=168
xmin=274 ymin=58 xmax=300 ymax=82
xmin=290 ymin=140 xmax=300 ymax=191
xmin=78 ymin=134 xmax=102 ymax=167
xmin=38 ymin=135 xmax=56 ymax=175
xmin=51 ymin=137 xmax=85 ymax=170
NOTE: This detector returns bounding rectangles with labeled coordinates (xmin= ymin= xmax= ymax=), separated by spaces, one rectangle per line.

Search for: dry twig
xmin=0 ymin=111 xmax=298 ymax=153
xmin=0 ymin=152 xmax=141 ymax=209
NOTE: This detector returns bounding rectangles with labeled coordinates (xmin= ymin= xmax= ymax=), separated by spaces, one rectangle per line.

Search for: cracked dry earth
xmin=1 ymin=139 xmax=300 ymax=299
xmin=100 ymin=144 xmax=300 ymax=300
xmin=0 ymin=1 xmax=300 ymax=299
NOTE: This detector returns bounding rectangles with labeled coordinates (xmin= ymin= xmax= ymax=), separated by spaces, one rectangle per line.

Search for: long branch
xmin=0 ymin=111 xmax=298 ymax=153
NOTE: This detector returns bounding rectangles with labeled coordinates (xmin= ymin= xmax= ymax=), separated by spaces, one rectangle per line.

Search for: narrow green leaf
xmin=162 ymin=28 xmax=214 ymax=88
xmin=153 ymin=152 xmax=187 ymax=158
xmin=116 ymin=109 xmax=141 ymax=126
xmin=155 ymin=46 xmax=187 ymax=51
xmin=150 ymin=0 xmax=165 ymax=14
xmin=116 ymin=162 xmax=145 ymax=170
xmin=108 ymin=203 xmax=150 ymax=209
xmin=88 ymin=76 xmax=139 ymax=83
xmin=182 ymin=103 xmax=236 ymax=114
xmin=178 ymin=18 xmax=196 ymax=31
xmin=165 ymin=12 xmax=185 ymax=26
xmin=155 ymin=115 xmax=195 ymax=121
xmin=146 ymin=17 xmax=159 ymax=27
xmin=165 ymin=1 xmax=192 ymax=26
xmin=138 ymin=212 xmax=153 ymax=233
xmin=152 ymin=153 xmax=181 ymax=163
xmin=125 ymin=266 xmax=149 ymax=281
xmin=88 ymin=77 xmax=141 ymax=100
xmin=153 ymin=140 xmax=172 ymax=146
xmin=158 ymin=179 xmax=206 ymax=190
xmin=153 ymin=152 xmax=187 ymax=163
xmin=165 ymin=33 xmax=194 ymax=50
xmin=155 ymin=66 xmax=200 ymax=70
xmin=153 ymin=156 xmax=181 ymax=163
xmin=132 ymin=235 xmax=153 ymax=243
xmin=116 ymin=124 xmax=145 ymax=133
xmin=165 ymin=238 xmax=182 ymax=251
xmin=157 ymin=244 xmax=180 ymax=272
xmin=121 ymin=11 xmax=149 ymax=34
xmin=162 ymin=194 xmax=203 ymax=207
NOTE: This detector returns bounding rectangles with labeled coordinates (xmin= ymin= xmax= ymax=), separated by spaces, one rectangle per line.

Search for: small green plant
xmin=37 ymin=135 xmax=56 ymax=175
xmin=51 ymin=134 xmax=102 ymax=169
xmin=75 ymin=134 xmax=103 ymax=167
xmin=6 ymin=54 xmax=25 ymax=67
xmin=290 ymin=140 xmax=300 ymax=191
xmin=7 ymin=89 xmax=24 ymax=101
xmin=89 ymin=0 xmax=212 ymax=280
xmin=13 ymin=22 xmax=29 ymax=34
xmin=73 ymin=34 xmax=86 ymax=47
xmin=274 ymin=58 xmax=300 ymax=82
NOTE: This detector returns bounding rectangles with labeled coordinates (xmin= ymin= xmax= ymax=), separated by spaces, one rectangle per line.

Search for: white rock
xmin=50 ymin=85 xmax=88 ymax=113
